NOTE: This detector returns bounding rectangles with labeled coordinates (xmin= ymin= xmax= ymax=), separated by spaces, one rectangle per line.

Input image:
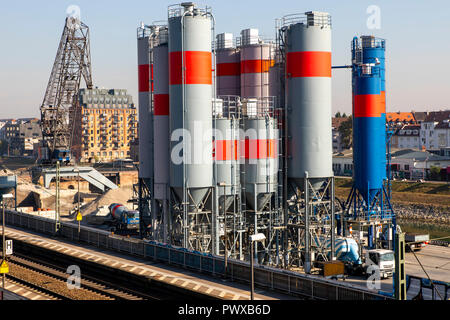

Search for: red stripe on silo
xmin=240 ymin=59 xmax=272 ymax=74
xmin=380 ymin=91 xmax=386 ymax=112
xmin=217 ymin=62 xmax=240 ymax=76
xmin=243 ymin=139 xmax=277 ymax=159
xmin=214 ymin=140 xmax=238 ymax=161
xmin=154 ymin=94 xmax=169 ymax=116
xmin=169 ymin=51 xmax=212 ymax=85
xmin=138 ymin=64 xmax=150 ymax=92
xmin=354 ymin=94 xmax=383 ymax=117
xmin=286 ymin=51 xmax=331 ymax=78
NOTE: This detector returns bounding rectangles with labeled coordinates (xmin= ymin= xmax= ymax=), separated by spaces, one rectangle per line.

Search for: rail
xmin=2 ymin=210 xmax=391 ymax=300
xmin=280 ymin=13 xmax=331 ymax=28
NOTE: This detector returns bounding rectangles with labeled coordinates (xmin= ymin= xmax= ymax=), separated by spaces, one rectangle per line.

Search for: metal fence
xmin=3 ymin=210 xmax=391 ymax=300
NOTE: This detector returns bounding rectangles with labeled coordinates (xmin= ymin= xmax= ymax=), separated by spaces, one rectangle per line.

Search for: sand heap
xmin=81 ymin=185 xmax=134 ymax=216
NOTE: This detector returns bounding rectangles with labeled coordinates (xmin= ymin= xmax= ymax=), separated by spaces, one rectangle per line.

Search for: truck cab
xmin=123 ymin=210 xmax=139 ymax=228
xmin=364 ymin=249 xmax=395 ymax=279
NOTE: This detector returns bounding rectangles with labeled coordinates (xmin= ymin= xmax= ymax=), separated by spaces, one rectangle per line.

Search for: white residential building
xmin=395 ymin=125 xmax=421 ymax=149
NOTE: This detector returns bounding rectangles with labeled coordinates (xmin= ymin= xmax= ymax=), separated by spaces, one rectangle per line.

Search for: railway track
xmin=8 ymin=254 xmax=157 ymax=300
xmin=5 ymin=276 xmax=66 ymax=300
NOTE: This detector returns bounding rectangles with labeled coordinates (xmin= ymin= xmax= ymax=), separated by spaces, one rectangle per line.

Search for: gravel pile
xmin=394 ymin=203 xmax=450 ymax=224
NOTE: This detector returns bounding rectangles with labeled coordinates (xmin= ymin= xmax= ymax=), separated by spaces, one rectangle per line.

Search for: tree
xmin=0 ymin=140 xmax=9 ymax=156
xmin=429 ymin=166 xmax=441 ymax=181
xmin=339 ymin=116 xmax=353 ymax=149
xmin=342 ymin=112 xmax=347 ymax=118
xmin=335 ymin=111 xmax=342 ymax=118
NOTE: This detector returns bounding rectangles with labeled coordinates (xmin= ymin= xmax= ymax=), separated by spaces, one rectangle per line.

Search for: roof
xmin=386 ymin=112 xmax=416 ymax=123
xmin=412 ymin=111 xmax=427 ymax=122
xmin=392 ymin=149 xmax=450 ymax=161
xmin=423 ymin=110 xmax=450 ymax=123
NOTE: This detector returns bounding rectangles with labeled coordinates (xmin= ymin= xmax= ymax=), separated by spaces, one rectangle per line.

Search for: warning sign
xmin=0 ymin=260 xmax=9 ymax=274
xmin=76 ymin=212 xmax=83 ymax=221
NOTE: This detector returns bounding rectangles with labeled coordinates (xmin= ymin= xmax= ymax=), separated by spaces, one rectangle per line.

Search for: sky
xmin=0 ymin=0 xmax=449 ymax=119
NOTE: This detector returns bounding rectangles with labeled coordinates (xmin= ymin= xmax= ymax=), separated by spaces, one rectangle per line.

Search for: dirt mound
xmin=81 ymin=186 xmax=134 ymax=216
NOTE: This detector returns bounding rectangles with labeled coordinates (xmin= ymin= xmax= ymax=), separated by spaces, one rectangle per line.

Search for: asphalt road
xmin=336 ymin=245 xmax=449 ymax=300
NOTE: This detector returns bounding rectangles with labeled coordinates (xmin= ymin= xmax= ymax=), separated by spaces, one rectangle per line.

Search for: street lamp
xmin=2 ymin=193 xmax=13 ymax=291
xmin=249 ymin=233 xmax=266 ymax=300
xmin=218 ymin=182 xmax=227 ymax=276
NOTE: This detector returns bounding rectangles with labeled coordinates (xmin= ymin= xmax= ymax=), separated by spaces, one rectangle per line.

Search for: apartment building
xmin=71 ymin=88 xmax=138 ymax=162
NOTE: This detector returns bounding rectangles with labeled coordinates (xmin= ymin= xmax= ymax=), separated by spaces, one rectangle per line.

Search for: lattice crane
xmin=40 ymin=16 xmax=93 ymax=164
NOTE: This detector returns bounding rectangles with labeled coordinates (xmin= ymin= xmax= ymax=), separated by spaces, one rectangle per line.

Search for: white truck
xmin=364 ymin=249 xmax=395 ymax=279
xmin=405 ymin=233 xmax=429 ymax=251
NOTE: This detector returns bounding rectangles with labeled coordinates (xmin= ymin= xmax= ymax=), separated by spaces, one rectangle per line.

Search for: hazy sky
xmin=1 ymin=0 xmax=449 ymax=119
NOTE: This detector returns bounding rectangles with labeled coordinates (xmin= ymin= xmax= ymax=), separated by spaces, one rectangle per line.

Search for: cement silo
xmin=352 ymin=64 xmax=385 ymax=203
xmin=216 ymin=33 xmax=240 ymax=96
xmin=137 ymin=26 xmax=153 ymax=180
xmin=239 ymin=29 xmax=272 ymax=98
xmin=137 ymin=25 xmax=155 ymax=238
xmin=348 ymin=37 xmax=393 ymax=250
xmin=213 ymin=96 xmax=244 ymax=259
xmin=241 ymin=99 xmax=279 ymax=212
xmin=284 ymin=11 xmax=333 ymax=191
xmin=168 ymin=3 xmax=213 ymax=251
xmin=214 ymin=99 xmax=241 ymax=212
xmin=152 ymin=26 xmax=170 ymax=242
xmin=153 ymin=27 xmax=170 ymax=200
xmin=281 ymin=11 xmax=335 ymax=273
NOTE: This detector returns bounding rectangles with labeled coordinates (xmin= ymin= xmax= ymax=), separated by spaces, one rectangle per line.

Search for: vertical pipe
xmin=250 ymin=240 xmax=255 ymax=300
xmin=331 ymin=177 xmax=335 ymax=260
xmin=304 ymin=171 xmax=310 ymax=273
xmin=223 ymin=184 xmax=227 ymax=273
xmin=253 ymin=183 xmax=257 ymax=260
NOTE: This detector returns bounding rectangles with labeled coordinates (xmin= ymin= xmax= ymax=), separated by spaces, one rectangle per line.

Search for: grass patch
xmin=335 ymin=178 xmax=450 ymax=209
